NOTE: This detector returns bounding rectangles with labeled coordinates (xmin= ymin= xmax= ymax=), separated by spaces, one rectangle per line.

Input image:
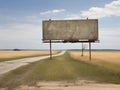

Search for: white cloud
xmin=0 ymin=23 xmax=44 ymax=49
xmin=0 ymin=23 xmax=40 ymax=31
xmin=40 ymin=9 xmax=66 ymax=15
xmin=81 ymin=0 xmax=120 ymax=19
xmin=65 ymin=14 xmax=81 ymax=20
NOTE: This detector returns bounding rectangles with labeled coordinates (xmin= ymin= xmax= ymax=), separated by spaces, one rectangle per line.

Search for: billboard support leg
xmin=89 ymin=42 xmax=91 ymax=61
xmin=81 ymin=42 xmax=84 ymax=56
xmin=50 ymin=40 xmax=52 ymax=59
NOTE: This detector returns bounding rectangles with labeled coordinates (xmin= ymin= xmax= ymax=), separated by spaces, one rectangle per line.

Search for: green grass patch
xmin=0 ymin=52 xmax=120 ymax=90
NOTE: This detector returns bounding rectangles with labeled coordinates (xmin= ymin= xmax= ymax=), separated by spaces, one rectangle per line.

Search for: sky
xmin=0 ymin=0 xmax=120 ymax=50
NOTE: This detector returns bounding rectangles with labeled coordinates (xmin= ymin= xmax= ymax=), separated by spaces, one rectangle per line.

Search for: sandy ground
xmin=0 ymin=51 xmax=65 ymax=75
xmin=13 ymin=80 xmax=120 ymax=90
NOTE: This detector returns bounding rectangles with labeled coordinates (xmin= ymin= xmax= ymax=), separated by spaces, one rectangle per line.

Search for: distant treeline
xmin=0 ymin=49 xmax=47 ymax=51
xmin=0 ymin=49 xmax=120 ymax=51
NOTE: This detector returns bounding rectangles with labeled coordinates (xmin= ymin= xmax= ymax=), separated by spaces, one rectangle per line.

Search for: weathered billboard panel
xmin=43 ymin=19 xmax=98 ymax=42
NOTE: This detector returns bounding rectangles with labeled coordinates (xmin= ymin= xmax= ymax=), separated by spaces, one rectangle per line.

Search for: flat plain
xmin=69 ymin=51 xmax=120 ymax=71
xmin=0 ymin=50 xmax=120 ymax=90
xmin=0 ymin=51 xmax=58 ymax=62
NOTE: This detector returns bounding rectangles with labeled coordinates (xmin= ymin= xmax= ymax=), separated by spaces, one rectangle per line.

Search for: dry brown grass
xmin=0 ymin=51 xmax=58 ymax=61
xmin=69 ymin=51 xmax=120 ymax=71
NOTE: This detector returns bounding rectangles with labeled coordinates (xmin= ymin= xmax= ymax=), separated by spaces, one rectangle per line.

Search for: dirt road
xmin=0 ymin=51 xmax=66 ymax=75
xmin=16 ymin=80 xmax=120 ymax=90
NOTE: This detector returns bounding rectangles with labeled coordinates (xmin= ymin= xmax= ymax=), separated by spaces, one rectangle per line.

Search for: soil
xmin=14 ymin=80 xmax=120 ymax=90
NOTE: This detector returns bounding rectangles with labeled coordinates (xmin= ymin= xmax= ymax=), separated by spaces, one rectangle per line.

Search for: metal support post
xmin=89 ymin=42 xmax=91 ymax=61
xmin=81 ymin=42 xmax=84 ymax=56
xmin=50 ymin=40 xmax=52 ymax=59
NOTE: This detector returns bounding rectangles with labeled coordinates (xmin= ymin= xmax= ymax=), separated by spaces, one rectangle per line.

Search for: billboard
xmin=43 ymin=19 xmax=98 ymax=42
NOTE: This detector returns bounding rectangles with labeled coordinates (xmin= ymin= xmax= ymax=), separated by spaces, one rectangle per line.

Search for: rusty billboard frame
xmin=43 ymin=19 xmax=98 ymax=42
xmin=42 ymin=18 xmax=99 ymax=60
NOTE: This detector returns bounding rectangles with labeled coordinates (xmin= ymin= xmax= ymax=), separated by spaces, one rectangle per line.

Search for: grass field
xmin=0 ymin=51 xmax=120 ymax=90
xmin=0 ymin=51 xmax=58 ymax=62
xmin=69 ymin=51 xmax=120 ymax=71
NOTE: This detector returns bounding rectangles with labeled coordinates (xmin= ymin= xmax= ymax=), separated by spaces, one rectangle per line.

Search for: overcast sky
xmin=0 ymin=0 xmax=120 ymax=50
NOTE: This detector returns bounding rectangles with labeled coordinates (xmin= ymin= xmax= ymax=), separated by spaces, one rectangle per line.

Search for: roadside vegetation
xmin=0 ymin=51 xmax=120 ymax=90
xmin=0 ymin=51 xmax=58 ymax=62
xmin=69 ymin=51 xmax=120 ymax=72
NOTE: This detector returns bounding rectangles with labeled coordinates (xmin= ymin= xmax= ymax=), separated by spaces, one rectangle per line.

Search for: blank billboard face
xmin=43 ymin=19 xmax=98 ymax=42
